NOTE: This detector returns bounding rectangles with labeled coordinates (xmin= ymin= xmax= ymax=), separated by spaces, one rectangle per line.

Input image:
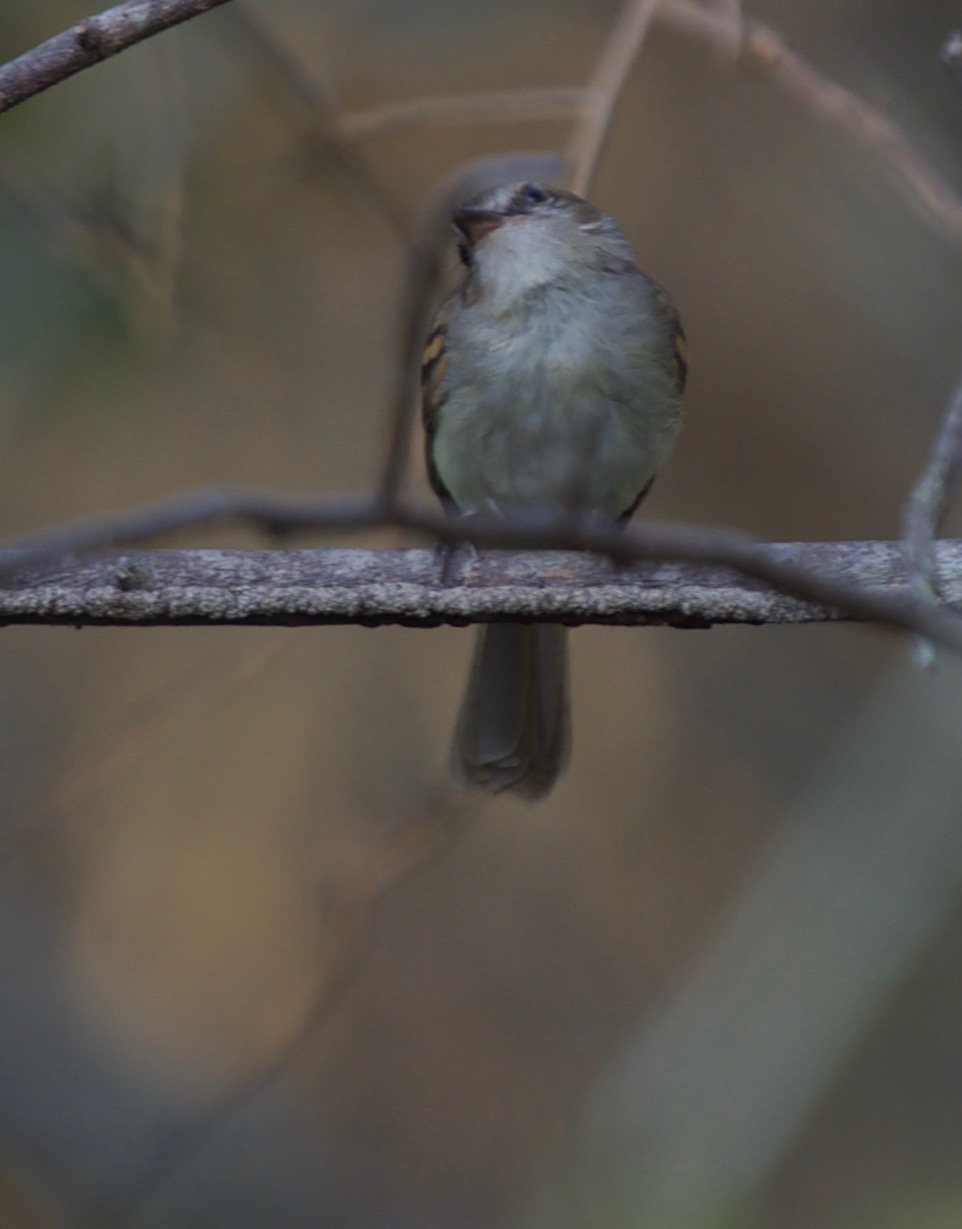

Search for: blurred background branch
xmin=568 ymin=0 xmax=661 ymax=195
xmin=648 ymin=0 xmax=962 ymax=245
xmin=224 ymin=4 xmax=412 ymax=239
xmin=555 ymin=651 xmax=962 ymax=1229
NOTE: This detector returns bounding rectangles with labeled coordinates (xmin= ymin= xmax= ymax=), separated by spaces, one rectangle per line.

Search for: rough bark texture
xmin=0 ymin=0 xmax=233 ymax=114
xmin=0 ymin=541 xmax=958 ymax=628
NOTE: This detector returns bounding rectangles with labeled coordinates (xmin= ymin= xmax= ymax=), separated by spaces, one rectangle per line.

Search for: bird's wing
xmin=420 ymin=295 xmax=455 ymax=505
xmin=653 ymin=282 xmax=687 ymax=394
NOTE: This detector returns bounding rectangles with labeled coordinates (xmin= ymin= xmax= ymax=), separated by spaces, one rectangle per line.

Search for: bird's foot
xmin=434 ymin=537 xmax=481 ymax=587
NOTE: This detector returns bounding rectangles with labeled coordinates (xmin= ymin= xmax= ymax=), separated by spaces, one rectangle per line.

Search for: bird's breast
xmin=431 ymin=296 xmax=679 ymax=518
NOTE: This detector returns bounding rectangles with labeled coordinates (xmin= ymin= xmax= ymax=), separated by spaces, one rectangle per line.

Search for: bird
xmin=421 ymin=181 xmax=686 ymax=801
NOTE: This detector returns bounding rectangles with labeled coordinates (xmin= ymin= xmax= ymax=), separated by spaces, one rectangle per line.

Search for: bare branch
xmin=340 ymin=87 xmax=586 ymax=140
xmin=4 ymin=482 xmax=962 ymax=651
xmin=0 ymin=488 xmax=382 ymax=578
xmin=707 ymin=0 xmax=742 ymax=22
xmin=0 ymin=0 xmax=958 ymax=259
xmin=903 ymin=370 xmax=962 ymax=663
xmin=4 ymin=535 xmax=962 ymax=647
xmin=0 ymin=0 xmax=234 ymax=115
xmin=904 ymin=375 xmax=962 ymax=584
xmin=567 ymin=0 xmax=661 ymax=196
xmin=227 ymin=5 xmax=412 ymax=239
xmin=702 ymin=0 xmax=744 ymax=58
xmin=656 ymin=0 xmax=962 ymax=247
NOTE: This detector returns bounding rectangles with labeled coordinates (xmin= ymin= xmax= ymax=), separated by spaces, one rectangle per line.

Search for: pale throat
xmin=473 ymin=219 xmax=573 ymax=313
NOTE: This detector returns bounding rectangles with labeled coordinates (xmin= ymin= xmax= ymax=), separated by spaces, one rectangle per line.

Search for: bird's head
xmin=452 ymin=182 xmax=635 ymax=307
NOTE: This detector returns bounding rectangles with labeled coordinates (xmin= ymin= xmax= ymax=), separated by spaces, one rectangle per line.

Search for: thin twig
xmin=227 ymin=5 xmax=411 ymax=239
xmin=0 ymin=488 xmax=381 ymax=577
xmin=708 ymin=0 xmax=742 ymax=20
xmin=703 ymin=0 xmax=744 ymax=57
xmin=904 ymin=373 xmax=962 ymax=580
xmin=0 ymin=0 xmax=235 ymax=115
xmin=903 ymin=371 xmax=962 ymax=663
xmin=568 ymin=0 xmax=662 ymax=195
xmin=0 ymin=0 xmax=959 ymax=256
xmin=656 ymin=0 xmax=962 ymax=248
xmin=339 ymin=87 xmax=587 ymax=140
xmin=0 ymin=155 xmax=160 ymax=305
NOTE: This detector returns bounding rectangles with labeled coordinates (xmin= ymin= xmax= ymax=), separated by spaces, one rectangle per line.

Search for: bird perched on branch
xmin=422 ymin=182 xmax=686 ymax=801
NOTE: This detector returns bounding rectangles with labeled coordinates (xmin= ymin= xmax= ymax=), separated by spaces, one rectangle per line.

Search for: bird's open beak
xmin=453 ymin=207 xmax=508 ymax=245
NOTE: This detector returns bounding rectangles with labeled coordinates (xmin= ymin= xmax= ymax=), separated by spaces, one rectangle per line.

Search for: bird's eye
xmin=516 ymin=183 xmax=549 ymax=207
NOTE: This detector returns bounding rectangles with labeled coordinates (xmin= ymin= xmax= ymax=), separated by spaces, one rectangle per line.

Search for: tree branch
xmin=2 ymin=541 xmax=961 ymax=632
xmin=2 ymin=0 xmax=960 ymax=260
xmin=226 ymin=5 xmax=412 ymax=240
xmin=903 ymin=369 xmax=962 ymax=664
xmin=567 ymin=0 xmax=661 ymax=196
xmin=657 ymin=0 xmax=962 ymax=248
xmin=339 ymin=87 xmax=586 ymax=140
xmin=0 ymin=0 xmax=234 ymax=114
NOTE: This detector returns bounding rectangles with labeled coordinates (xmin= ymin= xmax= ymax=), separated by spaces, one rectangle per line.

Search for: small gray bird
xmin=422 ymin=182 xmax=686 ymax=801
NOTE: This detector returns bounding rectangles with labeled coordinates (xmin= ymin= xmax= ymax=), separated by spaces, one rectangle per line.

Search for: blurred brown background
xmin=2 ymin=1 xmax=962 ymax=1226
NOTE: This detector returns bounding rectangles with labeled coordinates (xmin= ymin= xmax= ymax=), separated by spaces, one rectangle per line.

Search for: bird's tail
xmin=452 ymin=623 xmax=569 ymax=801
